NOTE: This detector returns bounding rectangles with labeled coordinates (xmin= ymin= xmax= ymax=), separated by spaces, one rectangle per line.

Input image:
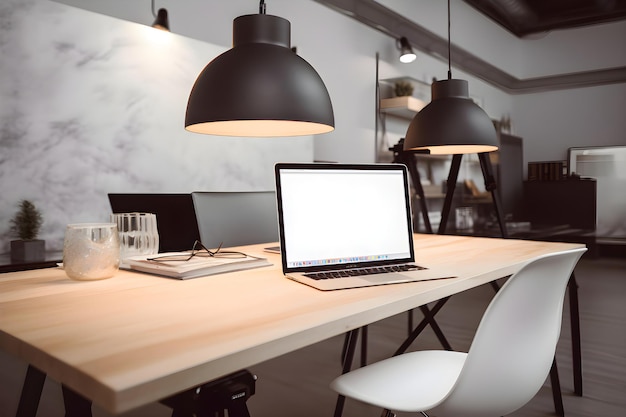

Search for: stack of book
xmin=124 ymin=252 xmax=271 ymax=280
xmin=527 ymin=161 xmax=566 ymax=181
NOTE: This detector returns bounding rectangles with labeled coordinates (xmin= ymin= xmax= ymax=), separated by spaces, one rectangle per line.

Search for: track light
xmin=398 ymin=37 xmax=416 ymax=63
xmin=151 ymin=0 xmax=170 ymax=31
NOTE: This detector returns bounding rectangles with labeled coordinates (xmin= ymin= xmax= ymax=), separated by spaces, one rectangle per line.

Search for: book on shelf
xmin=528 ymin=161 xmax=566 ymax=181
xmin=124 ymin=252 xmax=271 ymax=280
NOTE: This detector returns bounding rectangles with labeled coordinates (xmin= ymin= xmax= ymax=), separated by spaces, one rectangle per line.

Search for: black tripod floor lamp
xmin=438 ymin=151 xmax=508 ymax=237
xmin=390 ymin=138 xmax=509 ymax=238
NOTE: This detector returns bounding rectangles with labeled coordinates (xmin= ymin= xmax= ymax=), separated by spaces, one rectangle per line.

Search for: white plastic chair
xmin=330 ymin=248 xmax=586 ymax=417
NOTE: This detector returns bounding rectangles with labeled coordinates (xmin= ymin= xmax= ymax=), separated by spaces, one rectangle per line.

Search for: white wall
xmin=518 ymin=22 xmax=626 ymax=78
xmin=515 ymin=84 xmax=626 ymax=164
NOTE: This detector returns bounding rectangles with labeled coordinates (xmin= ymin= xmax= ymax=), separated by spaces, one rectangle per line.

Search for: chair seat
xmin=330 ymin=350 xmax=467 ymax=412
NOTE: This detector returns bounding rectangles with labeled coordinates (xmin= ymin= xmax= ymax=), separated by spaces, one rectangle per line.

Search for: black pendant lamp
xmin=403 ymin=0 xmax=497 ymax=155
xmin=185 ymin=1 xmax=335 ymax=137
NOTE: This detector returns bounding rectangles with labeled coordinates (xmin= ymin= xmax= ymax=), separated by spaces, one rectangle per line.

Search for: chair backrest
xmin=108 ymin=193 xmax=200 ymax=252
xmin=191 ymin=191 xmax=278 ymax=248
xmin=431 ymin=248 xmax=586 ymax=417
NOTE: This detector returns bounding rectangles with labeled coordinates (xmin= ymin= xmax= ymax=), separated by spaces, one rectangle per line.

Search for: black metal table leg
xmin=549 ymin=359 xmax=565 ymax=417
xmin=334 ymin=329 xmax=360 ymax=417
xmin=419 ymin=305 xmax=453 ymax=350
xmin=394 ymin=298 xmax=450 ymax=356
xmin=360 ymin=325 xmax=369 ymax=367
xmin=569 ymin=273 xmax=583 ymax=396
xmin=341 ymin=326 xmax=368 ymax=367
xmin=62 ymin=385 xmax=92 ymax=417
xmin=16 ymin=365 xmax=46 ymax=417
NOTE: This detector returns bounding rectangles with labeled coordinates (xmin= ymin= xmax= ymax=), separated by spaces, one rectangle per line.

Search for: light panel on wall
xmin=185 ymin=1 xmax=335 ymax=137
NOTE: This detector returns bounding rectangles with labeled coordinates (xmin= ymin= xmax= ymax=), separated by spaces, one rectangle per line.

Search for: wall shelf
xmin=380 ymin=96 xmax=426 ymax=120
xmin=380 ymin=76 xmax=430 ymax=97
xmin=379 ymin=76 xmax=430 ymax=121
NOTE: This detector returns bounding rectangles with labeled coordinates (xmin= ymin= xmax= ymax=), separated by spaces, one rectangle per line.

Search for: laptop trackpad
xmin=361 ymin=270 xmax=455 ymax=284
xmin=361 ymin=272 xmax=413 ymax=284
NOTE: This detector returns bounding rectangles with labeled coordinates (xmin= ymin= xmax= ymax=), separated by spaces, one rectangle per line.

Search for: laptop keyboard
xmin=304 ymin=264 xmax=426 ymax=280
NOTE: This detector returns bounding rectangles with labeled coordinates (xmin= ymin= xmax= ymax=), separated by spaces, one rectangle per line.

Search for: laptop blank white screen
xmin=277 ymin=166 xmax=413 ymax=269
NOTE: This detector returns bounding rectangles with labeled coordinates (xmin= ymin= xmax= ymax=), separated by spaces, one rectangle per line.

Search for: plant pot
xmin=10 ymin=239 xmax=46 ymax=262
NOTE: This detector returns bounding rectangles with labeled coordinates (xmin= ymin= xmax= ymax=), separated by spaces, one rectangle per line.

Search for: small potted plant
xmin=394 ymin=80 xmax=414 ymax=97
xmin=9 ymin=200 xmax=45 ymax=262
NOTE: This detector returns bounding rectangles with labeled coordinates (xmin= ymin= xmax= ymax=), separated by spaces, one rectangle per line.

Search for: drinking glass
xmin=455 ymin=206 xmax=474 ymax=231
xmin=63 ymin=223 xmax=120 ymax=280
xmin=110 ymin=212 xmax=159 ymax=260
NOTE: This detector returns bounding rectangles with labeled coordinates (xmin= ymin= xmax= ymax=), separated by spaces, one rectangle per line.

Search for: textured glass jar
xmin=63 ymin=223 xmax=120 ymax=280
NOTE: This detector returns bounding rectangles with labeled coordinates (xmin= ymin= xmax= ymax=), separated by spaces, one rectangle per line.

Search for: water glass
xmin=63 ymin=223 xmax=120 ymax=281
xmin=111 ymin=212 xmax=159 ymax=259
xmin=455 ymin=206 xmax=474 ymax=231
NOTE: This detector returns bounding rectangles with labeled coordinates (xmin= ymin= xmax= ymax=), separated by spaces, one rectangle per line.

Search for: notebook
xmin=274 ymin=163 xmax=456 ymax=291
xmin=108 ymin=193 xmax=200 ymax=252
xmin=191 ymin=191 xmax=279 ymax=249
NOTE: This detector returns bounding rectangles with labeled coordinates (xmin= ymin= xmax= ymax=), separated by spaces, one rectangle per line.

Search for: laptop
xmin=108 ymin=193 xmax=200 ymax=252
xmin=192 ymin=191 xmax=279 ymax=249
xmin=274 ymin=163 xmax=456 ymax=291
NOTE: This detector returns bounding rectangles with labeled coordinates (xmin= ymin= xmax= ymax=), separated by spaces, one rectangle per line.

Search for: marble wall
xmin=0 ymin=0 xmax=312 ymax=252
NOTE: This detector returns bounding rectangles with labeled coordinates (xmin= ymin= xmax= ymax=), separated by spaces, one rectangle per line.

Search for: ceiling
xmin=464 ymin=0 xmax=626 ymax=37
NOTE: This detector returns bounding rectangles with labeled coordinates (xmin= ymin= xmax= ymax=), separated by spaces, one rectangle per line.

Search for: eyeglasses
xmin=146 ymin=240 xmax=247 ymax=262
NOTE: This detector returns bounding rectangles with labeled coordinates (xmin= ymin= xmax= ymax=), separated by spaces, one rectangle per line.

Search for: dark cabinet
xmin=523 ymin=179 xmax=597 ymax=229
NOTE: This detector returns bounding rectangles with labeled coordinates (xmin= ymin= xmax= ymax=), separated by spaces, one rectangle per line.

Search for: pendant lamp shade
xmin=185 ymin=14 xmax=335 ymax=137
xmin=403 ymin=79 xmax=498 ymax=155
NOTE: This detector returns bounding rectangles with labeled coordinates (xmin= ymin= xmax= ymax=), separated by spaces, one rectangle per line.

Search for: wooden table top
xmin=0 ymin=234 xmax=584 ymax=413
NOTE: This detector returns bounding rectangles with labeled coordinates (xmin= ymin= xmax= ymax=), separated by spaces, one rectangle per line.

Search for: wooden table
xmin=0 ymin=234 xmax=584 ymax=414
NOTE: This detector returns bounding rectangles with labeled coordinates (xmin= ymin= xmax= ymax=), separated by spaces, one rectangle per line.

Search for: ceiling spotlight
xmin=151 ymin=0 xmax=170 ymax=31
xmin=397 ymin=37 xmax=416 ymax=63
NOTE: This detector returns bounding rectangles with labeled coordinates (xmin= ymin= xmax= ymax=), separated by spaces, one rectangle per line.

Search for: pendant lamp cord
xmin=259 ymin=0 xmax=266 ymax=14
xmin=447 ymin=0 xmax=452 ymax=80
